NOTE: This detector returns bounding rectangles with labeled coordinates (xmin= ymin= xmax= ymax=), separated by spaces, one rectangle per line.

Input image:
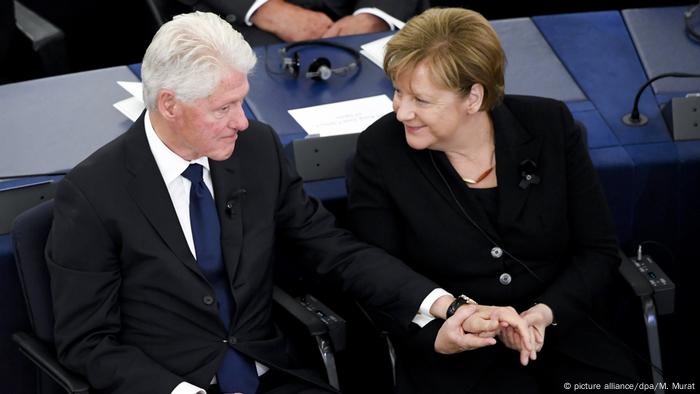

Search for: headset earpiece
xmin=686 ymin=2 xmax=700 ymax=43
xmin=306 ymin=57 xmax=333 ymax=81
xmin=278 ymin=40 xmax=361 ymax=82
xmin=282 ymin=51 xmax=301 ymax=78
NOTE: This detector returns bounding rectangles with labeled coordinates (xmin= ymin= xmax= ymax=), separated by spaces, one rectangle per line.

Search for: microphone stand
xmin=622 ymin=72 xmax=700 ymax=127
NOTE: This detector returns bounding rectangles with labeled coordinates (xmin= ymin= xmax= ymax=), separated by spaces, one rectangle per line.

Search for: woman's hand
xmin=498 ymin=303 xmax=554 ymax=366
xmin=434 ymin=304 xmax=534 ymax=355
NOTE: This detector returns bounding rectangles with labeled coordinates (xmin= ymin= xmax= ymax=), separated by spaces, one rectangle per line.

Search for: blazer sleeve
xmin=47 ymin=177 xmax=183 ymax=394
xmin=535 ymin=103 xmax=620 ymax=327
xmin=267 ymin=126 xmax=437 ymax=330
xmin=347 ymin=126 xmax=441 ymax=352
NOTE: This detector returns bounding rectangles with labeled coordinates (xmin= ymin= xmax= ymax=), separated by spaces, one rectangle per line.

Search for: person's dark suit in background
xmin=348 ymin=8 xmax=645 ymax=393
xmin=46 ymin=10 xmax=524 ymax=394
xmin=181 ymin=0 xmax=429 ymax=45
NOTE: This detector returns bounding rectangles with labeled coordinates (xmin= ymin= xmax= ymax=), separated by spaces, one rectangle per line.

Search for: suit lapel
xmin=492 ymin=103 xmax=543 ymax=226
xmin=210 ymin=155 xmax=244 ymax=286
xmin=124 ymin=115 xmax=204 ymax=279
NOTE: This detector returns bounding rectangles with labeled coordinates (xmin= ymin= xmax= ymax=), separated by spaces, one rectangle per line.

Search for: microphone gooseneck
xmin=622 ymin=72 xmax=700 ymax=127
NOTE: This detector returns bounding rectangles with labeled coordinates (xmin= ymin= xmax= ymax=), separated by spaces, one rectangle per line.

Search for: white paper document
xmin=288 ymin=95 xmax=393 ymax=137
xmin=114 ymin=81 xmax=145 ymax=121
xmin=360 ymin=34 xmax=394 ymax=69
xmin=117 ymin=81 xmax=143 ymax=100
xmin=113 ymin=96 xmax=146 ymax=122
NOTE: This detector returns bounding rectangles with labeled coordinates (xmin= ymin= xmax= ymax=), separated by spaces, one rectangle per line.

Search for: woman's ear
xmin=465 ymin=83 xmax=485 ymax=114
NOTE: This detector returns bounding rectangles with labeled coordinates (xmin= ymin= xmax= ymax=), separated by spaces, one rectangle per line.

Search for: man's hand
xmin=322 ymin=13 xmax=390 ymax=38
xmin=434 ymin=305 xmax=498 ymax=354
xmin=498 ymin=303 xmax=553 ymax=366
xmin=250 ymin=0 xmax=332 ymax=42
xmin=464 ymin=306 xmax=533 ymax=346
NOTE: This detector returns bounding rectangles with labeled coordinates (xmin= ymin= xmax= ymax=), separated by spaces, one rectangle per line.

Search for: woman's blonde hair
xmin=384 ymin=8 xmax=505 ymax=110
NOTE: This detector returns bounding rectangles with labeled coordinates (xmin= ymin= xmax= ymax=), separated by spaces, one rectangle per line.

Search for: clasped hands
xmin=434 ymin=302 xmax=554 ymax=366
xmin=251 ymin=0 xmax=389 ymax=42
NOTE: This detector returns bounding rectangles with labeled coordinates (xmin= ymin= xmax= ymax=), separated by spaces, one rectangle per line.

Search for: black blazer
xmin=46 ymin=114 xmax=437 ymax=394
xmin=348 ymin=95 xmax=640 ymax=393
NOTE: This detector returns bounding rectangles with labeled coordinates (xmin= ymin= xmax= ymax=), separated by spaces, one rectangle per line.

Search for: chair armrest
xmin=14 ymin=1 xmax=68 ymax=75
xmin=272 ymin=287 xmax=346 ymax=389
xmin=12 ymin=332 xmax=90 ymax=394
xmin=272 ymin=286 xmax=346 ymax=352
xmin=618 ymin=251 xmax=653 ymax=298
xmin=13 ymin=1 xmax=62 ymax=51
xmin=618 ymin=250 xmax=675 ymax=315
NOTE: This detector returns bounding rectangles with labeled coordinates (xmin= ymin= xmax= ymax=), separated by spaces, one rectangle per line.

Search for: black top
xmin=467 ymin=186 xmax=499 ymax=229
xmin=433 ymin=150 xmax=500 ymax=232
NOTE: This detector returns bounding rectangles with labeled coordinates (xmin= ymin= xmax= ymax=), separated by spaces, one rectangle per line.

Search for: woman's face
xmin=392 ymin=61 xmax=471 ymax=151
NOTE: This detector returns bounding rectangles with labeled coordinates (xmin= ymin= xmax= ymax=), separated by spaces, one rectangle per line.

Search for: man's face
xmin=173 ymin=68 xmax=250 ymax=161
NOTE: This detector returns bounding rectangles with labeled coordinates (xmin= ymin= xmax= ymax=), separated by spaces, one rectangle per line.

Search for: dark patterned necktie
xmin=181 ymin=163 xmax=258 ymax=393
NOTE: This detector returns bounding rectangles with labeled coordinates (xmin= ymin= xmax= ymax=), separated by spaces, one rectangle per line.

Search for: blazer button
xmin=499 ymin=273 xmax=512 ymax=285
xmin=228 ymin=336 xmax=238 ymax=344
xmin=203 ymin=295 xmax=215 ymax=305
xmin=490 ymin=247 xmax=503 ymax=258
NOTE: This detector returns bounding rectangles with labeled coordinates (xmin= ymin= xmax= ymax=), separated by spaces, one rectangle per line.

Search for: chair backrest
xmin=12 ymin=199 xmax=55 ymax=344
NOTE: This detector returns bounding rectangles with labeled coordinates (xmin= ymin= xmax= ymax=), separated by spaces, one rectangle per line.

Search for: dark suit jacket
xmin=348 ymin=95 xmax=641 ymax=393
xmin=46 ymin=114 xmax=437 ymax=394
xmin=195 ymin=0 xmax=429 ymax=27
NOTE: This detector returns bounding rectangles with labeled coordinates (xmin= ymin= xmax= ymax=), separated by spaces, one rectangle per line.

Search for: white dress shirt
xmin=143 ymin=112 xmax=269 ymax=394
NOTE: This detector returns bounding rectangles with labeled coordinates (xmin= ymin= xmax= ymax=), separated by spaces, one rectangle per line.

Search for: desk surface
xmin=623 ymin=6 xmax=700 ymax=97
xmin=0 ymin=66 xmax=138 ymax=178
xmin=245 ymin=32 xmax=394 ymax=144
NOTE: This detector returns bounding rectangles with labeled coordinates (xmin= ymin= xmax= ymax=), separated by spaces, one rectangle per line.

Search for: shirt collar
xmin=144 ymin=110 xmax=210 ymax=184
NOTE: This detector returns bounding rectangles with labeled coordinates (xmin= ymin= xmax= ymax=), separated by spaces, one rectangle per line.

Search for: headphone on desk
xmin=685 ymin=1 xmax=700 ymax=43
xmin=279 ymin=40 xmax=361 ymax=81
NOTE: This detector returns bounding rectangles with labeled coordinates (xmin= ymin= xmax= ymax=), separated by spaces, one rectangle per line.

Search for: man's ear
xmin=157 ymin=90 xmax=178 ymax=120
xmin=465 ymin=83 xmax=485 ymax=114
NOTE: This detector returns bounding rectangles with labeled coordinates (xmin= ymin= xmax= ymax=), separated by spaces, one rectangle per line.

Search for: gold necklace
xmin=462 ymin=165 xmax=494 ymax=184
xmin=461 ymin=149 xmax=495 ymax=184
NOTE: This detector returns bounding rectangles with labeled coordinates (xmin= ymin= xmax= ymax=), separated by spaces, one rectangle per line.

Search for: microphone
xmin=518 ymin=159 xmax=540 ymax=190
xmin=622 ymin=72 xmax=700 ymax=127
xmin=225 ymin=189 xmax=247 ymax=216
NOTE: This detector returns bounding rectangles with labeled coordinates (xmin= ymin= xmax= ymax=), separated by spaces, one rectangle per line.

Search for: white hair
xmin=141 ymin=11 xmax=257 ymax=110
